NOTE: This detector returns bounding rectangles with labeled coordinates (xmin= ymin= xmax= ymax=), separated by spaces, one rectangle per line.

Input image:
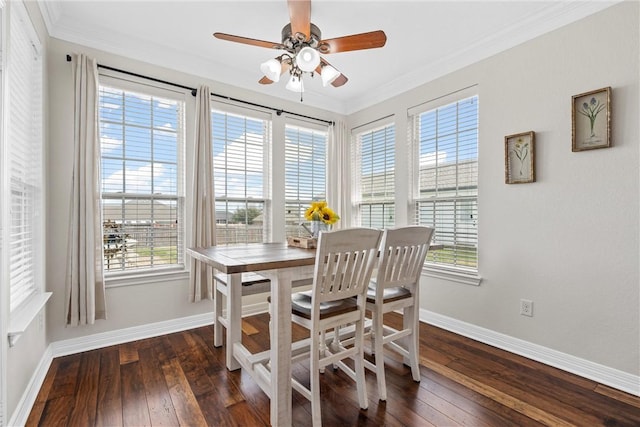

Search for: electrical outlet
xmin=520 ymin=299 xmax=533 ymax=317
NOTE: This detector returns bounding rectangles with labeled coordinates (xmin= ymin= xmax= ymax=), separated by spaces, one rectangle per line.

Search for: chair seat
xmin=291 ymin=290 xmax=358 ymax=320
xmin=366 ymin=284 xmax=411 ymax=304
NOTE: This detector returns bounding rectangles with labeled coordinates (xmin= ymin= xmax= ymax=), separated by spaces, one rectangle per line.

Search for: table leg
xmin=269 ymin=268 xmax=293 ymax=427
xmin=226 ymin=272 xmax=242 ymax=371
xmin=213 ymin=271 xmax=223 ymax=347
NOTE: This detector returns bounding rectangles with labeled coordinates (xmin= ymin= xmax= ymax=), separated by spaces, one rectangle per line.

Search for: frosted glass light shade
xmin=296 ymin=47 xmax=320 ymax=73
xmin=260 ymin=58 xmax=281 ymax=82
xmin=320 ymin=64 xmax=340 ymax=87
xmin=285 ymin=75 xmax=304 ymax=92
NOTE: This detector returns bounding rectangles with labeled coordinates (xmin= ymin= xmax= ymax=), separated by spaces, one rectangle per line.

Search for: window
xmin=411 ymin=93 xmax=478 ymax=272
xmin=99 ymin=82 xmax=186 ymax=273
xmin=352 ymin=122 xmax=395 ymax=228
xmin=211 ymin=107 xmax=270 ymax=244
xmin=284 ymin=122 xmax=328 ymax=237
xmin=6 ymin=2 xmax=43 ymax=311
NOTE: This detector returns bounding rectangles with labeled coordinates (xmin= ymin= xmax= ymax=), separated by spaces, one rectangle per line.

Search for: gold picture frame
xmin=572 ymin=87 xmax=611 ymax=151
xmin=505 ymin=131 xmax=535 ymax=184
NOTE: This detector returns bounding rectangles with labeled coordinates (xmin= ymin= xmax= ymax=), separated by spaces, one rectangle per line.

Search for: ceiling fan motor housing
xmin=281 ymin=23 xmax=328 ymax=54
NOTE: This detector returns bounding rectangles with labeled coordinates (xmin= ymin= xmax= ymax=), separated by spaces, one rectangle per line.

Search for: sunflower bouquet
xmin=304 ymin=201 xmax=340 ymax=225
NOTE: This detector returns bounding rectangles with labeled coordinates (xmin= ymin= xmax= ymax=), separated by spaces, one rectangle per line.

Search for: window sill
xmin=422 ymin=266 xmax=482 ymax=286
xmin=105 ymin=269 xmax=189 ymax=288
xmin=8 ymin=292 xmax=52 ymax=347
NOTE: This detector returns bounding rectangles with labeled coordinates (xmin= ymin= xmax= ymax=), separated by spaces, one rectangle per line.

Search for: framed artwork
xmin=572 ymin=87 xmax=611 ymax=151
xmin=505 ymin=131 xmax=535 ymax=184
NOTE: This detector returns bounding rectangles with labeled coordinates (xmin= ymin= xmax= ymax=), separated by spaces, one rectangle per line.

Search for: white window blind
xmin=352 ymin=122 xmax=395 ymax=228
xmin=8 ymin=2 xmax=43 ymax=311
xmin=212 ymin=107 xmax=271 ymax=244
xmin=284 ymin=122 xmax=328 ymax=237
xmin=412 ymin=94 xmax=478 ymax=271
xmin=99 ymin=83 xmax=185 ymax=273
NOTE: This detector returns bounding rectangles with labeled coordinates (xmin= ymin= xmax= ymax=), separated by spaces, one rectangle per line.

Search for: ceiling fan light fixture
xmin=285 ymin=74 xmax=304 ymax=92
xmin=320 ymin=64 xmax=340 ymax=87
xmin=260 ymin=58 xmax=282 ymax=82
xmin=296 ymin=46 xmax=320 ymax=73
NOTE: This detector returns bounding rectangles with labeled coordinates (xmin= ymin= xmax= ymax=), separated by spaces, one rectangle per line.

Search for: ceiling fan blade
xmin=331 ymin=73 xmax=348 ymax=87
xmin=319 ymin=30 xmax=387 ymax=54
xmin=288 ymin=0 xmax=311 ymax=41
xmin=259 ymin=76 xmax=274 ymax=84
xmin=214 ymin=32 xmax=282 ymax=50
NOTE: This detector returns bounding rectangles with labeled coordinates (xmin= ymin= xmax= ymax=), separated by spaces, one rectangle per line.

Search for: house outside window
xmin=352 ymin=121 xmax=395 ymax=228
xmin=411 ymin=91 xmax=479 ymax=273
xmin=211 ymin=105 xmax=271 ymax=244
xmin=99 ymin=79 xmax=186 ymax=274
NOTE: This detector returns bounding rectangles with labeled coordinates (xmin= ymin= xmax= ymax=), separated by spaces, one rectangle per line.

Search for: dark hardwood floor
xmin=27 ymin=312 xmax=640 ymax=426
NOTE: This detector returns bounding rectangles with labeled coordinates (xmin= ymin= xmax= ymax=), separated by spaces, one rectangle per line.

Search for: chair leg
xmin=319 ymin=329 xmax=326 ymax=374
xmin=372 ymin=310 xmax=387 ymax=401
xmin=330 ymin=326 xmax=341 ymax=370
xmin=405 ymin=304 xmax=421 ymax=382
xmin=310 ymin=331 xmax=322 ymax=427
xmin=354 ymin=318 xmax=369 ymax=410
xmin=213 ymin=289 xmax=223 ymax=347
xmin=369 ymin=318 xmax=376 ymax=355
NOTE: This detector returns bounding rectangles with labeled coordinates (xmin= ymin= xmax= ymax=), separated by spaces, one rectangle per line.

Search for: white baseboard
xmin=51 ymin=313 xmax=215 ymax=358
xmin=8 ymin=345 xmax=53 ymax=427
xmin=229 ymin=301 xmax=269 ymax=318
xmin=421 ymin=309 xmax=640 ymax=397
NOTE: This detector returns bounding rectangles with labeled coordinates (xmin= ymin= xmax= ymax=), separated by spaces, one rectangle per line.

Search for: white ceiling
xmin=38 ymin=0 xmax=619 ymax=114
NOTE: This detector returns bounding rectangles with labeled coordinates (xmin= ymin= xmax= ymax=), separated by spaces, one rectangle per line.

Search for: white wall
xmin=349 ymin=1 xmax=639 ymax=376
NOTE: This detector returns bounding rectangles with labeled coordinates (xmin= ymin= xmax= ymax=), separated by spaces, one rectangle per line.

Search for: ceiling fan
xmin=213 ymin=0 xmax=386 ymax=94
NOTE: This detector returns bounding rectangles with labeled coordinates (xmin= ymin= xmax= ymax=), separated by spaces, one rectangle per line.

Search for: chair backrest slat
xmin=313 ymin=228 xmax=382 ymax=304
xmin=377 ymin=226 xmax=435 ymax=290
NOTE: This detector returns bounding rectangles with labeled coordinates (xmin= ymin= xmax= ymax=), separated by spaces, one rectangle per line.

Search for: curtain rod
xmin=66 ymin=55 xmax=334 ymax=125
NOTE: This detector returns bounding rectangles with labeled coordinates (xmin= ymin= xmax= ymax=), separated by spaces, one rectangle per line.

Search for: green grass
xmin=427 ymin=246 xmax=477 ymax=269
xmin=135 ymin=246 xmax=178 ymax=260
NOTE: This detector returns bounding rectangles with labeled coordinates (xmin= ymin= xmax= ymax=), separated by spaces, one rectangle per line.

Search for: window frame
xmin=98 ymin=73 xmax=188 ymax=282
xmin=351 ymin=118 xmax=396 ymax=229
xmin=409 ymin=87 xmax=481 ymax=285
xmin=211 ymin=101 xmax=272 ymax=245
xmin=284 ymin=118 xmax=329 ymax=238
xmin=4 ymin=0 xmax=45 ymax=313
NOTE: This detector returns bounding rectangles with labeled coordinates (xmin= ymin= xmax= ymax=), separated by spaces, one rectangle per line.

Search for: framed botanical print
xmin=572 ymin=87 xmax=611 ymax=151
xmin=505 ymin=131 xmax=535 ymax=184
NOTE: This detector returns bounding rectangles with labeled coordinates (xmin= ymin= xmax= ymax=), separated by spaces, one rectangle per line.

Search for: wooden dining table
xmin=187 ymin=243 xmax=317 ymax=427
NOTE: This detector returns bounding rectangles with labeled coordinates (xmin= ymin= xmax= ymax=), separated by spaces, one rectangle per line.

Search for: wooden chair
xmin=364 ymin=226 xmax=434 ymax=401
xmin=288 ymin=228 xmax=382 ymax=427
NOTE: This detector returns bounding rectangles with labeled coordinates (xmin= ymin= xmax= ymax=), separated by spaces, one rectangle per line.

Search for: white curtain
xmin=327 ymin=121 xmax=351 ymax=229
xmin=189 ymin=85 xmax=216 ymax=302
xmin=65 ymin=53 xmax=106 ymax=326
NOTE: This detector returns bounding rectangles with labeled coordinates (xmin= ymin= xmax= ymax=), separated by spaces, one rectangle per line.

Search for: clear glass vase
xmin=310 ymin=220 xmax=328 ymax=238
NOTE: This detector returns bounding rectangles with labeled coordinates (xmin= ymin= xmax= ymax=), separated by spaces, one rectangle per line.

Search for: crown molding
xmin=345 ymin=0 xmax=622 ymax=114
xmin=35 ymin=0 xmax=621 ymax=115
xmin=35 ymin=0 xmax=61 ymax=36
